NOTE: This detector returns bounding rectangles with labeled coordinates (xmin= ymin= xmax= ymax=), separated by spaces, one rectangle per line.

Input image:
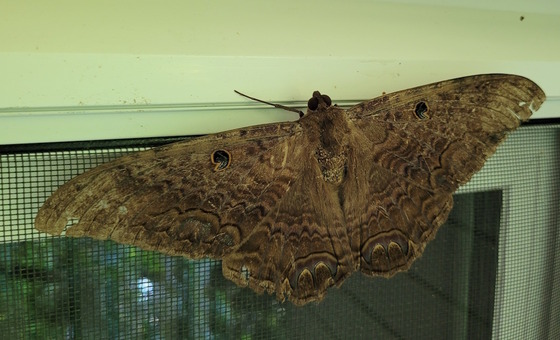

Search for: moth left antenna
xmin=234 ymin=90 xmax=304 ymax=118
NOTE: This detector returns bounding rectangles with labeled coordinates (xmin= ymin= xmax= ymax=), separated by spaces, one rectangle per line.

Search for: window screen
xmin=1 ymin=124 xmax=558 ymax=339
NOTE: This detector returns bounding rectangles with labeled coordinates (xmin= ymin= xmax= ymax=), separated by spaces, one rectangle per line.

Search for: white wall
xmin=1 ymin=0 xmax=559 ymax=144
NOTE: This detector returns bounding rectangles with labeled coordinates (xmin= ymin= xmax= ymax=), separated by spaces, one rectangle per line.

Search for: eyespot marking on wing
xmin=211 ymin=150 xmax=232 ymax=171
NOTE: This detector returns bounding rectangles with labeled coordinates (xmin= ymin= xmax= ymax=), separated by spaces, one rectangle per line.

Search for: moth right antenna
xmin=234 ymin=90 xmax=305 ymax=118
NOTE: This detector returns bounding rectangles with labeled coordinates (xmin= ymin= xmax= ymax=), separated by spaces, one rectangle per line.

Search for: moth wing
xmin=36 ymin=122 xmax=303 ymax=258
xmin=35 ymin=120 xmax=353 ymax=304
xmin=342 ymin=74 xmax=545 ymax=276
xmin=221 ymin=160 xmax=354 ymax=305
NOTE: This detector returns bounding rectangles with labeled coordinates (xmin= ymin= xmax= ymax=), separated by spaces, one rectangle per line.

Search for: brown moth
xmin=35 ymin=74 xmax=545 ymax=306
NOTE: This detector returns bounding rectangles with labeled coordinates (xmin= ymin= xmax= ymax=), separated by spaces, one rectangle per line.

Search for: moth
xmin=35 ymin=74 xmax=545 ymax=306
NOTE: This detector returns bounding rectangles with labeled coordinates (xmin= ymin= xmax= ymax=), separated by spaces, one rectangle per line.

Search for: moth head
xmin=307 ymin=91 xmax=332 ymax=112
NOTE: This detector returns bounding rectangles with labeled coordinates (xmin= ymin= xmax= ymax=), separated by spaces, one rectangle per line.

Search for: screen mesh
xmin=1 ymin=124 xmax=558 ymax=339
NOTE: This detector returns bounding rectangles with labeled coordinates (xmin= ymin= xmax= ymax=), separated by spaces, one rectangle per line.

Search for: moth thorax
xmin=315 ymin=148 xmax=347 ymax=185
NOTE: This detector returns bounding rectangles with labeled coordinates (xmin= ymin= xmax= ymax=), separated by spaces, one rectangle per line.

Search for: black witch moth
xmin=35 ymin=74 xmax=545 ymax=306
